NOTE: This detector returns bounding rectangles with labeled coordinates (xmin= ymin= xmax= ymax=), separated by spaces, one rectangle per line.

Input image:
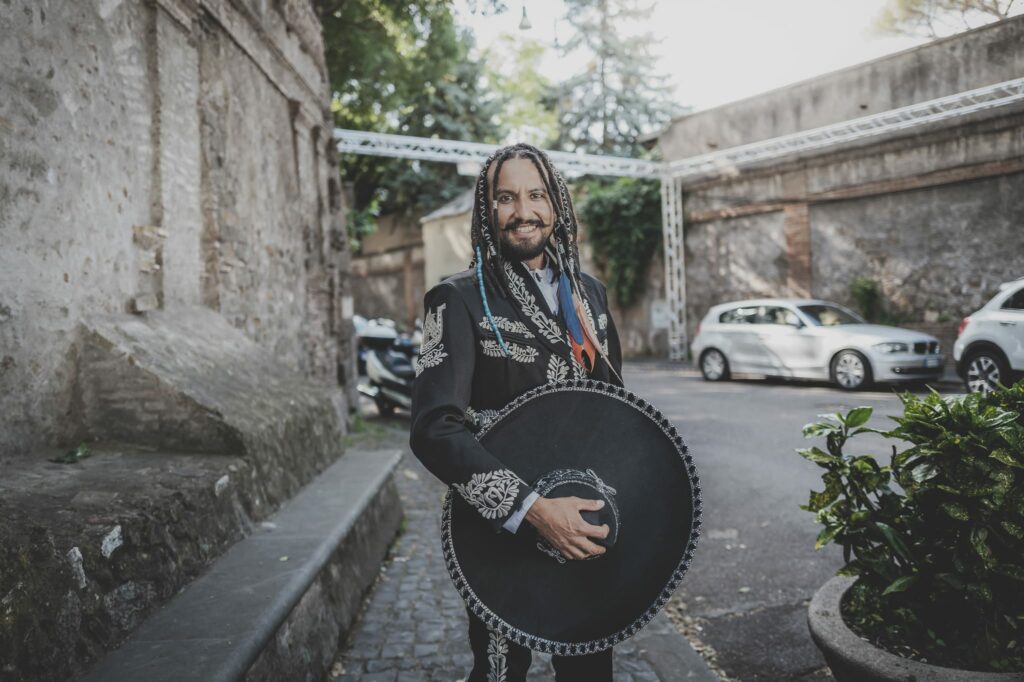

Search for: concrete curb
xmin=82 ymin=449 xmax=403 ymax=682
xmin=633 ymin=612 xmax=720 ymax=681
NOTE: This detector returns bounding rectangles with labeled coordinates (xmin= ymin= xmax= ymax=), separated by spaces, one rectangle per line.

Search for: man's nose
xmin=512 ymin=194 xmax=528 ymax=216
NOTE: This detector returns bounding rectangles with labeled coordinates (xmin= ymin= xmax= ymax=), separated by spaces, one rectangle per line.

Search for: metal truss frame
xmin=664 ymin=77 xmax=1024 ymax=182
xmin=334 ymin=129 xmax=662 ymax=178
xmin=335 ymin=76 xmax=1024 ymax=361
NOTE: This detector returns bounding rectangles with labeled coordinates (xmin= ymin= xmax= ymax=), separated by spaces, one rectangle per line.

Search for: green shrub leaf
xmin=992 ymin=564 xmax=1024 ymax=581
xmin=844 ymin=406 xmax=873 ymax=429
xmin=875 ymin=522 xmax=913 ymax=564
xmin=882 ymin=575 xmax=918 ymax=595
xmin=940 ymin=501 xmax=970 ymax=521
xmin=797 ymin=446 xmax=839 ymax=466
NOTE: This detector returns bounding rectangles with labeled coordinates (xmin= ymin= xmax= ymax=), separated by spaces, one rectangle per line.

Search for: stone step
xmin=80 ymin=448 xmax=402 ymax=682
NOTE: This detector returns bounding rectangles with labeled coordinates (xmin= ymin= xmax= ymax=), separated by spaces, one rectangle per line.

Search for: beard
xmin=498 ymin=219 xmax=552 ymax=262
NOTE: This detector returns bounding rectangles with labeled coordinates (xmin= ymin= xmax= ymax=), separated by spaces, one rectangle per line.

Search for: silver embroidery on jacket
xmin=465 ymin=406 xmax=500 ymax=432
xmin=416 ymin=303 xmax=449 ymax=377
xmin=478 ymin=316 xmax=534 ymax=338
xmin=503 ymin=261 xmax=564 ymax=344
xmin=480 ymin=338 xmax=538 ymax=363
xmin=598 ymin=313 xmax=608 ymax=330
xmin=546 ymin=355 xmax=570 ymax=383
xmin=454 ymin=469 xmax=521 ymax=519
xmin=580 ymin=294 xmax=598 ymax=336
xmin=547 ymin=354 xmax=583 ymax=382
xmin=487 ymin=629 xmax=509 ymax=682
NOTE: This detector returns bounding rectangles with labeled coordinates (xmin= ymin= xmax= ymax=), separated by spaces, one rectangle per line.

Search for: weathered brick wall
xmin=0 ymin=0 xmax=354 ymax=458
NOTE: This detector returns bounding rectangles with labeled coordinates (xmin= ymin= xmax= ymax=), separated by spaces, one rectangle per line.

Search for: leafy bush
xmin=849 ymin=276 xmax=909 ymax=325
xmin=575 ymin=177 xmax=662 ymax=307
xmin=798 ymin=383 xmax=1024 ymax=672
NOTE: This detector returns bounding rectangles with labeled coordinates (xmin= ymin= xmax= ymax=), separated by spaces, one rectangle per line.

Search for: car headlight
xmin=874 ymin=341 xmax=909 ymax=353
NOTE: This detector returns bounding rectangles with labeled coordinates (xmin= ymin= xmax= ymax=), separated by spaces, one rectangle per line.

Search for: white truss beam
xmin=334 ymin=129 xmax=662 ymax=179
xmin=665 ymin=77 xmax=1024 ymax=183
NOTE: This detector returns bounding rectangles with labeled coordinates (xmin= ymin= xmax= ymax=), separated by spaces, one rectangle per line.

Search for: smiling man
xmin=409 ymin=143 xmax=624 ymax=681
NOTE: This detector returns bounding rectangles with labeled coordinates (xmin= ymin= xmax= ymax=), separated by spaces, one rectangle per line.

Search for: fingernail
xmin=598 ymin=501 xmax=605 ymax=508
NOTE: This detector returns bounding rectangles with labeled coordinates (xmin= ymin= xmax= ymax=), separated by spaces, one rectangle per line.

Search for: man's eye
xmin=531 ymin=193 xmax=545 ymax=200
xmin=497 ymin=195 xmax=512 ymax=203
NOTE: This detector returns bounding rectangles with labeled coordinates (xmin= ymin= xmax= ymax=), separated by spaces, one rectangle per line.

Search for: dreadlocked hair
xmin=469 ymin=143 xmax=584 ymax=300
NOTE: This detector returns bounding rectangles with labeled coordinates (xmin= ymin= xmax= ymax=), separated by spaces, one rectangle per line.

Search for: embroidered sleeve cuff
xmin=501 ymin=491 xmax=540 ymax=534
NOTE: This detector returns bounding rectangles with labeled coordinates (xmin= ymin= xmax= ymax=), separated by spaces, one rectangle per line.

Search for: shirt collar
xmin=524 ymin=253 xmax=558 ymax=284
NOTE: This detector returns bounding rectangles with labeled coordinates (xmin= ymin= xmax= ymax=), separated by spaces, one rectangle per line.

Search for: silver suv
xmin=953 ymin=278 xmax=1024 ymax=394
xmin=691 ymin=298 xmax=943 ymax=391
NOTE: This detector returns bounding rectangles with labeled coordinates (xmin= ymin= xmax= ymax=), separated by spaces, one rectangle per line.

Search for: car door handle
xmin=999 ymin=321 xmax=1017 ymax=326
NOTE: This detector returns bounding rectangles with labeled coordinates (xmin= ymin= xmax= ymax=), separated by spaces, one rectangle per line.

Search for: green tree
xmin=482 ymin=34 xmax=559 ymax=147
xmin=575 ymin=177 xmax=662 ymax=306
xmin=545 ymin=0 xmax=682 ymax=156
xmin=873 ymin=0 xmax=1021 ymax=38
xmin=318 ymin=1 xmax=506 ymax=231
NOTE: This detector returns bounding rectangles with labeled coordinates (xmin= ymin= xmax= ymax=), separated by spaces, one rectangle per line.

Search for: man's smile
xmin=504 ymin=222 xmax=544 ymax=236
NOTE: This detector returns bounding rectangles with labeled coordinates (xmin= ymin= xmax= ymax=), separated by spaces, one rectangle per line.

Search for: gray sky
xmin=457 ymin=0 xmax=931 ymax=112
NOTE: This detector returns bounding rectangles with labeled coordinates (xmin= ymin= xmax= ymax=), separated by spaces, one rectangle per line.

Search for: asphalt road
xmin=622 ymin=362 xmax=959 ymax=681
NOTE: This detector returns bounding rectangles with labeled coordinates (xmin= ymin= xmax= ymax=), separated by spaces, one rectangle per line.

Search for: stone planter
xmin=807 ymin=575 xmax=1021 ymax=682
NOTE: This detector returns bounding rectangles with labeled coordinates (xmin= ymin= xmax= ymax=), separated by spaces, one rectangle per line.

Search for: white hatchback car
xmin=953 ymin=278 xmax=1024 ymax=394
xmin=691 ymin=299 xmax=944 ymax=391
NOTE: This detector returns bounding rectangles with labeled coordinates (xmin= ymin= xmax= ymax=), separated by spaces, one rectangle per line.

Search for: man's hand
xmin=524 ymin=496 xmax=610 ymax=560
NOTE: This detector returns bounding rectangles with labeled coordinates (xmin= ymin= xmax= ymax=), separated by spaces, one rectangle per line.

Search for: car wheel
xmin=831 ymin=350 xmax=873 ymax=391
xmin=965 ymin=349 xmax=1010 ymax=394
xmin=700 ymin=349 xmax=730 ymax=381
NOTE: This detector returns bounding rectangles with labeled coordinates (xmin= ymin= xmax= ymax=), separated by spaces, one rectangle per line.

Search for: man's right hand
xmin=524 ymin=496 xmax=610 ymax=560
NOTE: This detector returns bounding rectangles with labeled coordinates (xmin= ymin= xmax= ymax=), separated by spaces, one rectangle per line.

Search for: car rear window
xmin=1002 ymin=287 xmax=1024 ymax=310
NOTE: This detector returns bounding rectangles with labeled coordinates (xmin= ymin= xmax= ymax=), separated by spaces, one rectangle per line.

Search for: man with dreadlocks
xmin=410 ymin=143 xmax=624 ymax=680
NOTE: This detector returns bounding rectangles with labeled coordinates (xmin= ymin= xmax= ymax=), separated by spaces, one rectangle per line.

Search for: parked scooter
xmin=354 ymin=315 xmax=420 ymax=416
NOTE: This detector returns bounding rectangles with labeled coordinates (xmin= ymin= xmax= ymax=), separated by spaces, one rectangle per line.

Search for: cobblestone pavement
xmin=329 ymin=425 xmax=664 ymax=682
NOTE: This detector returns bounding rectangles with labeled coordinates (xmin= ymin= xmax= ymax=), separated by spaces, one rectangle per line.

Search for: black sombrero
xmin=442 ymin=380 xmax=702 ymax=655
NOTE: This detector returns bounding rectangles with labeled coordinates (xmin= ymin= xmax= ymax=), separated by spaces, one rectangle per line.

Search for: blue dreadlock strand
xmin=475 ymin=246 xmax=511 ymax=356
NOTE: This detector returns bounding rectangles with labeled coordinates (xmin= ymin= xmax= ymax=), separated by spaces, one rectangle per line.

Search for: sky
xmin=455 ymin=0 xmax=933 ymax=113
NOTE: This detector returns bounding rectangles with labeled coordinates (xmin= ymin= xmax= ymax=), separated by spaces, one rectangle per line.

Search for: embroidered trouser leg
xmin=466 ymin=608 xmax=613 ymax=681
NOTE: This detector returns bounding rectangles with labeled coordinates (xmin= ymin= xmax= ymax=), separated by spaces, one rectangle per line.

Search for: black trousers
xmin=465 ymin=608 xmax=613 ymax=681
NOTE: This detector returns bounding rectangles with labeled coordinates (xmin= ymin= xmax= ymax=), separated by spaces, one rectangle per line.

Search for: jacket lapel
xmin=500 ymin=260 xmax=574 ymax=361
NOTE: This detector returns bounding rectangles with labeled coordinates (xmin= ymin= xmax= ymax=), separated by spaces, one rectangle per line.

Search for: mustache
xmin=502 ymin=219 xmax=547 ymax=231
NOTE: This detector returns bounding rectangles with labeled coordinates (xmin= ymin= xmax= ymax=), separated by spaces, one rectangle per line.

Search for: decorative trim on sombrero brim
xmin=441 ymin=378 xmax=703 ymax=656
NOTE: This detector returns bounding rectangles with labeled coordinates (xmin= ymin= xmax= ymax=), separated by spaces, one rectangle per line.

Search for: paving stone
xmin=413 ymin=643 xmax=439 ymax=657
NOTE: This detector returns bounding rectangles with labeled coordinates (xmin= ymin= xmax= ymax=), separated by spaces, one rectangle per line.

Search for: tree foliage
xmin=482 ymin=34 xmax=560 ymax=147
xmin=873 ymin=0 xmax=1021 ymax=38
xmin=545 ymin=0 xmax=682 ymax=157
xmin=318 ymin=0 xmax=505 ymax=227
xmin=576 ymin=178 xmax=662 ymax=306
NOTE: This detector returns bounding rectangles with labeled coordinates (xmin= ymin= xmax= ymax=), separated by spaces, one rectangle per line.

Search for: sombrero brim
xmin=442 ymin=379 xmax=702 ymax=655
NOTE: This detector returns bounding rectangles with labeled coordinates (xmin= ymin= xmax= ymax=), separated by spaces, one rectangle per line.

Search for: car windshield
xmin=798 ymin=304 xmax=865 ymax=326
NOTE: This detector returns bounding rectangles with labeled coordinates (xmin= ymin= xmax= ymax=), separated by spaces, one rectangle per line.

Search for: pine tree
xmin=545 ymin=0 xmax=682 ymax=157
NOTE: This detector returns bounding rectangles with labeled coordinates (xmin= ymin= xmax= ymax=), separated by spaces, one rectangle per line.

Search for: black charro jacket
xmin=409 ymin=258 xmax=624 ymax=533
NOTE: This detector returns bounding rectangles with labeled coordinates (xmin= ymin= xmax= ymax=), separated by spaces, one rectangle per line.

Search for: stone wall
xmin=0 ymin=0 xmax=355 ymax=457
xmin=651 ymin=17 xmax=1024 ymax=354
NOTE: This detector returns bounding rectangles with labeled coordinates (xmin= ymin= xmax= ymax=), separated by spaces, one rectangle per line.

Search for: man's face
xmin=488 ymin=157 xmax=555 ymax=263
